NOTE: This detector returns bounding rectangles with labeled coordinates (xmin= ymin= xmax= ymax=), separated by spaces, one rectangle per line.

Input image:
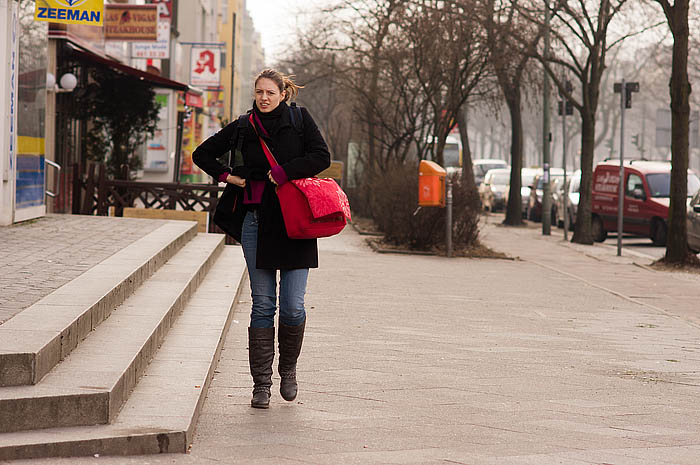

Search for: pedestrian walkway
xmin=0 ymin=215 xmax=166 ymax=324
xmin=4 ymin=215 xmax=700 ymax=464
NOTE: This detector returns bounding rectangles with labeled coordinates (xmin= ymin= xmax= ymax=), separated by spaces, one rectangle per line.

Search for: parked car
xmin=527 ymin=168 xmax=567 ymax=222
xmin=591 ymin=160 xmax=700 ymax=244
xmin=479 ymin=168 xmax=511 ymax=212
xmin=473 ymin=159 xmax=508 ymax=186
xmin=688 ymin=187 xmax=700 ymax=253
xmin=504 ymin=167 xmax=540 ymax=217
xmin=555 ymin=171 xmax=581 ymax=230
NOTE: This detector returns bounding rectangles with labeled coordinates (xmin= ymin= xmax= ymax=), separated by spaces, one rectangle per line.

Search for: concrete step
xmin=0 ymin=220 xmax=198 ymax=387
xmin=0 ymin=233 xmax=225 ymax=434
xmin=0 ymin=247 xmax=246 ymax=461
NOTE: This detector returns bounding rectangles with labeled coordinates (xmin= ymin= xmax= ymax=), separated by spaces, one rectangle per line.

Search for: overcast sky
xmin=246 ymin=0 xmax=321 ymax=64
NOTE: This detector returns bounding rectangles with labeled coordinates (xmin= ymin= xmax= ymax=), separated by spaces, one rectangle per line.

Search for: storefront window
xmin=15 ymin=2 xmax=47 ymax=212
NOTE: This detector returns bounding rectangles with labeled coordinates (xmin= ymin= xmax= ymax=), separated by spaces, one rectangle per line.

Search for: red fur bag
xmin=253 ymin=116 xmax=351 ymax=239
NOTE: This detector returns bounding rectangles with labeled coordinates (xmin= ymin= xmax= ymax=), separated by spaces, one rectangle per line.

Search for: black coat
xmin=193 ymin=103 xmax=331 ymax=270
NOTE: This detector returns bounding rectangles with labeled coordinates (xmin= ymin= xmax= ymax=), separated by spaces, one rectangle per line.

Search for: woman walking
xmin=193 ymin=69 xmax=330 ymax=408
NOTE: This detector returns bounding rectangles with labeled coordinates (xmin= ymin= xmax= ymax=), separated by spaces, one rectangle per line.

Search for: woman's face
xmin=255 ymin=78 xmax=285 ymax=113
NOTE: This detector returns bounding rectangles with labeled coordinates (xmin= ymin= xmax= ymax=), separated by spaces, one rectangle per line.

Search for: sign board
xmin=131 ymin=18 xmax=170 ymax=59
xmin=34 ymin=0 xmax=104 ymax=26
xmin=190 ymin=46 xmax=221 ymax=88
xmin=104 ymin=4 xmax=157 ymax=41
xmin=185 ymin=92 xmax=203 ymax=108
xmin=318 ymin=161 xmax=344 ymax=182
xmin=152 ymin=0 xmax=171 ymax=19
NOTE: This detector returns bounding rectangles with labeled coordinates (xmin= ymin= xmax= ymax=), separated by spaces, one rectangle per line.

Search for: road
xmin=485 ymin=212 xmax=696 ymax=261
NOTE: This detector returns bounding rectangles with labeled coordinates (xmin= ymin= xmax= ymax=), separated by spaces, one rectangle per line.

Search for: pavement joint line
xmin=526 ymin=257 xmax=700 ymax=332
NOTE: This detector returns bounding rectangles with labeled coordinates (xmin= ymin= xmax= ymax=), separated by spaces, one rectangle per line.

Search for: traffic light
xmin=631 ymin=134 xmax=639 ymax=147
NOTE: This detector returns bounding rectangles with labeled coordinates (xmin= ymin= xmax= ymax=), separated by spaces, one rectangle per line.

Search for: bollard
xmin=446 ymin=178 xmax=453 ymax=258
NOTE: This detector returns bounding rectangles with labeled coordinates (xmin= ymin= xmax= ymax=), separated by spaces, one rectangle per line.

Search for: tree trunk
xmin=572 ymin=105 xmax=595 ymax=244
xmin=503 ymin=87 xmax=524 ymax=225
xmin=664 ymin=0 xmax=691 ymax=263
xmin=456 ymin=106 xmax=478 ymax=200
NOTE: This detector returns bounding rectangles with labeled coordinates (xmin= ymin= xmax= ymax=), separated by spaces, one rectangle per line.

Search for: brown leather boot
xmin=278 ymin=319 xmax=305 ymax=401
xmin=248 ymin=327 xmax=275 ymax=408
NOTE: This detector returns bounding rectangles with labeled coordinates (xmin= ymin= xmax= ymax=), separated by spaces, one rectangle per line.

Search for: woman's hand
xmin=226 ymin=174 xmax=246 ymax=188
xmin=267 ymin=170 xmax=278 ymax=186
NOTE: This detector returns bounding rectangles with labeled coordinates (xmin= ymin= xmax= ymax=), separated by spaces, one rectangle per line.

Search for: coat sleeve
xmin=279 ymin=107 xmax=331 ymax=180
xmin=193 ymin=120 xmax=238 ymax=181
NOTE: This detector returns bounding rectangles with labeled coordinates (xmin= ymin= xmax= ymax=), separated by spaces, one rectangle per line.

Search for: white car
xmin=473 ymin=159 xmax=508 ymax=186
xmin=688 ymin=187 xmax=700 ymax=253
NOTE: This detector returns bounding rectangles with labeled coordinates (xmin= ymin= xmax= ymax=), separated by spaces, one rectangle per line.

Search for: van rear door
xmin=592 ymin=166 xmax=620 ymax=230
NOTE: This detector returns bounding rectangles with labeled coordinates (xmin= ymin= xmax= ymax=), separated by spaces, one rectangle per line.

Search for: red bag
xmin=252 ymin=116 xmax=351 ymax=239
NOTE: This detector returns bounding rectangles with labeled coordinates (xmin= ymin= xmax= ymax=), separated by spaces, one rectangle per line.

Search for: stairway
xmin=0 ymin=220 xmax=247 ymax=460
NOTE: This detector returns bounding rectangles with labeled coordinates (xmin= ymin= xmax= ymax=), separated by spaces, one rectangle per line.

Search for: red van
xmin=591 ymin=160 xmax=700 ymax=245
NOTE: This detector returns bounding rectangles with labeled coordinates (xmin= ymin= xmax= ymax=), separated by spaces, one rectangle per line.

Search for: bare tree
xmin=403 ymin=0 xmax=491 ymax=198
xmin=480 ymin=0 xmax=541 ymax=225
xmin=654 ymin=0 xmax=696 ymax=264
xmin=518 ymin=0 xmax=657 ymax=244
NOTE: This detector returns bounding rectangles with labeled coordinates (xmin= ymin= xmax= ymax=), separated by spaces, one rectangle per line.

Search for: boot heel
xmin=251 ymin=387 xmax=271 ymax=408
xmin=280 ymin=372 xmax=298 ymax=401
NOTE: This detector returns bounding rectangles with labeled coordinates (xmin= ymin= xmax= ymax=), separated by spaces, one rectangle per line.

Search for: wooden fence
xmin=72 ymin=163 xmax=234 ymax=243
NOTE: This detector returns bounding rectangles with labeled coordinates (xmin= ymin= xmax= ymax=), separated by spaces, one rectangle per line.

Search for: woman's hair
xmin=255 ymin=68 xmax=302 ymax=102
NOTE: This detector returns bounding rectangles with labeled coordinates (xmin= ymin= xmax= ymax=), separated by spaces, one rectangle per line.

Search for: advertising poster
xmin=180 ymin=110 xmax=194 ymax=176
xmin=144 ymin=93 xmax=169 ymax=172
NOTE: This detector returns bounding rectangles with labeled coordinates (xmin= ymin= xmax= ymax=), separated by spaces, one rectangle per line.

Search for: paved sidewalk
xmin=5 ymin=217 xmax=700 ymax=464
xmin=0 ymin=215 xmax=166 ymax=324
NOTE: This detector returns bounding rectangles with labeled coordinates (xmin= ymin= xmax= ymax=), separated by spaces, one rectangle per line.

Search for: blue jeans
xmin=241 ymin=210 xmax=309 ymax=329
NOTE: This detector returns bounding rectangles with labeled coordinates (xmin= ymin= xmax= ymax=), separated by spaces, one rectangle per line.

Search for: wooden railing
xmin=72 ymin=163 xmax=233 ymax=241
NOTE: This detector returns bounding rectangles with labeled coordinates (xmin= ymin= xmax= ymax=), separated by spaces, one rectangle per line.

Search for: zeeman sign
xmin=34 ymin=0 xmax=104 ymax=27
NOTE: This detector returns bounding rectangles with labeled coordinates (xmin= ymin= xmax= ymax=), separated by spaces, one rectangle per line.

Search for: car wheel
xmin=592 ymin=216 xmax=607 ymax=242
xmin=651 ymin=219 xmax=667 ymax=246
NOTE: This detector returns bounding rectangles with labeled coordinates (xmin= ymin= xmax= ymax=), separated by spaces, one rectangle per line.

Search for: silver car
xmin=479 ymin=168 xmax=511 ymax=212
xmin=688 ymin=187 xmax=700 ymax=253
xmin=504 ymin=167 xmax=540 ymax=217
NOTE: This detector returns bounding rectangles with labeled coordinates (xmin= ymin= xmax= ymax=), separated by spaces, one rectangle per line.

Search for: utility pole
xmin=558 ymin=80 xmax=573 ymax=241
xmin=229 ymin=13 xmax=237 ymax=119
xmin=613 ymin=79 xmax=640 ymax=256
xmin=542 ymin=0 xmax=552 ymax=235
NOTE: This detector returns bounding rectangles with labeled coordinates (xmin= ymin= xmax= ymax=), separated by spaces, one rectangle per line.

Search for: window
xmin=626 ymin=174 xmax=644 ymax=197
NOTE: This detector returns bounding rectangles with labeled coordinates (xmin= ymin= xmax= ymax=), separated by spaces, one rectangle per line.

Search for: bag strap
xmin=235 ymin=113 xmax=249 ymax=154
xmin=249 ymin=114 xmax=279 ymax=169
xmin=288 ymin=102 xmax=303 ymax=132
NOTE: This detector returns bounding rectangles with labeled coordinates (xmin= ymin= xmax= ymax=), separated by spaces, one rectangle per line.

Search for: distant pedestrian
xmin=193 ymin=69 xmax=330 ymax=408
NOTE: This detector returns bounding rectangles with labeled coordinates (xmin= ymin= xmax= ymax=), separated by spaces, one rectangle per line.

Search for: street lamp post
xmin=558 ymin=80 xmax=573 ymax=241
xmin=542 ymin=0 xmax=552 ymax=235
xmin=613 ymin=79 xmax=640 ymax=256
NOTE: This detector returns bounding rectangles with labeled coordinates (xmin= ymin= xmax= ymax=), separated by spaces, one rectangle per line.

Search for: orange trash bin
xmin=418 ymin=160 xmax=446 ymax=207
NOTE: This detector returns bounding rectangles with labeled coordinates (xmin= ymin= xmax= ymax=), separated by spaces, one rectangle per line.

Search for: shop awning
xmin=69 ymin=46 xmax=189 ymax=92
